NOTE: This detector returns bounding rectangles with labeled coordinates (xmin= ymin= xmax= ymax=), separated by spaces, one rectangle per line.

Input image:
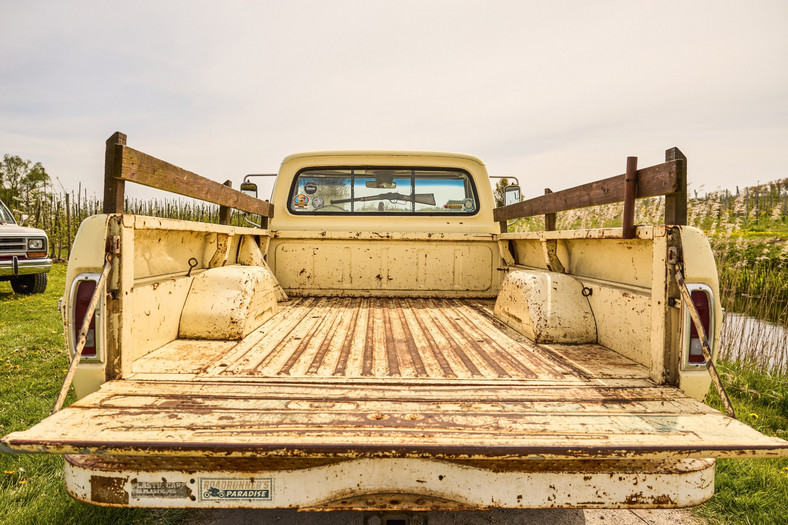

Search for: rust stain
xmin=90 ymin=474 xmax=129 ymax=505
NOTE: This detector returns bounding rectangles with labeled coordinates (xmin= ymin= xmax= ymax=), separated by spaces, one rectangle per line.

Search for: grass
xmin=0 ymin=264 xmax=194 ymax=524
xmin=697 ymin=359 xmax=788 ymax=525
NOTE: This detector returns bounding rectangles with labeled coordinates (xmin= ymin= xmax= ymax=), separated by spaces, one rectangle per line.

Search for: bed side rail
xmin=493 ymin=147 xmax=687 ymax=237
xmin=102 ymin=131 xmax=274 ymax=226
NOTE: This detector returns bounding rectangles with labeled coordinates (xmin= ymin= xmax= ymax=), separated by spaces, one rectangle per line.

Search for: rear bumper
xmin=65 ymin=455 xmax=715 ymax=509
xmin=0 ymin=257 xmax=51 ymax=278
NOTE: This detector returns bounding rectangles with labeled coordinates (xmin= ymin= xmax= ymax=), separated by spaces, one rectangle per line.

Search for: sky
xmin=1 ymin=0 xmax=787 ymax=202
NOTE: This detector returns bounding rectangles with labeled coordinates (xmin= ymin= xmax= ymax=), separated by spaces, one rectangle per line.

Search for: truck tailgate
xmin=3 ymin=298 xmax=787 ymax=459
xmin=3 ymin=377 xmax=787 ymax=459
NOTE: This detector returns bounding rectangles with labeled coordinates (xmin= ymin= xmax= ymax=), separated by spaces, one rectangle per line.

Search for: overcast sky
xmin=1 ymin=1 xmax=786 ymax=201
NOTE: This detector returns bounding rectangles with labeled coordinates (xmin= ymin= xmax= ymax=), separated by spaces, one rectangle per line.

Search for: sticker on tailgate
xmin=131 ymin=480 xmax=191 ymax=499
xmin=199 ymin=478 xmax=273 ymax=501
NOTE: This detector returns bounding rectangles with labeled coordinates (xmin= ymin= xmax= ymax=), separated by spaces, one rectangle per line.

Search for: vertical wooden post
xmin=219 ymin=180 xmax=232 ymax=225
xmin=55 ymin=200 xmax=61 ymax=260
xmin=544 ymin=188 xmax=556 ymax=231
xmin=623 ymin=156 xmax=638 ymax=238
xmin=65 ymin=192 xmax=72 ymax=258
xmin=665 ymin=147 xmax=687 ymax=225
xmin=103 ymin=132 xmax=127 ymax=214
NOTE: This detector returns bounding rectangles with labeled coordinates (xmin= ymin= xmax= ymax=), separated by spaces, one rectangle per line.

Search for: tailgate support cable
xmin=51 ymin=253 xmax=113 ymax=415
xmin=674 ymin=261 xmax=737 ymax=419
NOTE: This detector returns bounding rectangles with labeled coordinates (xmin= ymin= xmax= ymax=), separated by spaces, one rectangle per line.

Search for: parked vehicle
xmin=2 ymin=133 xmax=786 ymax=512
xmin=0 ymin=197 xmax=50 ymax=294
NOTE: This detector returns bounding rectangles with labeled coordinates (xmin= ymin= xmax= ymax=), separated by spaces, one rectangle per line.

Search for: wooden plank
xmin=664 ymin=147 xmax=687 ymax=225
xmin=102 ymin=132 xmax=126 ymax=213
xmin=218 ymin=180 xmax=232 ymax=225
xmin=544 ymin=188 xmax=556 ymax=231
xmin=493 ymin=160 xmax=680 ymax=222
xmin=622 ymin=157 xmax=638 ymax=238
xmin=115 ymin=145 xmax=274 ymax=217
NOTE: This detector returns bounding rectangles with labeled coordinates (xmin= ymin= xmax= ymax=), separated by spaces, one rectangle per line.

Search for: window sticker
xmin=304 ymin=182 xmax=317 ymax=194
xmin=312 ymin=196 xmax=324 ymax=209
xmin=293 ymin=194 xmax=309 ymax=208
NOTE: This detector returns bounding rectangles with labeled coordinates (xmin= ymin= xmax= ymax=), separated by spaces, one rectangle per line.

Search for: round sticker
xmin=293 ymin=194 xmax=309 ymax=208
xmin=312 ymin=196 xmax=324 ymax=209
xmin=304 ymin=182 xmax=317 ymax=194
xmin=463 ymin=198 xmax=475 ymax=210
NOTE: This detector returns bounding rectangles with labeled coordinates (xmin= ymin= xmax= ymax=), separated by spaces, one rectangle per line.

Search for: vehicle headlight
xmin=28 ymin=238 xmax=45 ymax=250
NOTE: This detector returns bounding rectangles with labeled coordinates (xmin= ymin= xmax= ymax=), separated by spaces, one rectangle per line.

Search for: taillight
xmin=72 ymin=277 xmax=99 ymax=359
xmin=683 ymin=284 xmax=714 ymax=368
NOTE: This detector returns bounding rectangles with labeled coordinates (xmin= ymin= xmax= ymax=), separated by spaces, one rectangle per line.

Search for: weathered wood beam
xmin=622 ymin=157 xmax=638 ymax=239
xmin=544 ymin=188 xmax=556 ymax=231
xmin=218 ymin=180 xmax=232 ymax=225
xmin=493 ymin=159 xmax=680 ymax=223
xmin=103 ymin=132 xmax=126 ymax=213
xmin=113 ymin=144 xmax=274 ymax=218
xmin=664 ymin=147 xmax=687 ymax=225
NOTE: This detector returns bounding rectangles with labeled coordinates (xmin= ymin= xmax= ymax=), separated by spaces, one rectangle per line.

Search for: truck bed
xmin=130 ymin=297 xmax=649 ymax=381
xmin=6 ymin=297 xmax=787 ymax=461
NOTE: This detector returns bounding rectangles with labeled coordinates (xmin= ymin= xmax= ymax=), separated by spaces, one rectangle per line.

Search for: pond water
xmin=719 ymin=312 xmax=788 ymax=374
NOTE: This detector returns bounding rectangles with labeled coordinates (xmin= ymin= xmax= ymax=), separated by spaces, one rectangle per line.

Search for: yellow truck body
xmin=3 ymin=141 xmax=787 ymax=510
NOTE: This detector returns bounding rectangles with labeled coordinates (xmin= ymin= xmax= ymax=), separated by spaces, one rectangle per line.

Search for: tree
xmin=0 ymin=154 xmax=50 ymax=207
xmin=493 ymin=177 xmax=509 ymax=208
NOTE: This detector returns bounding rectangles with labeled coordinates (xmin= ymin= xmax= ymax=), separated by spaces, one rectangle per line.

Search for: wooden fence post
xmin=103 ymin=132 xmax=127 ymax=214
xmin=665 ymin=147 xmax=687 ymax=225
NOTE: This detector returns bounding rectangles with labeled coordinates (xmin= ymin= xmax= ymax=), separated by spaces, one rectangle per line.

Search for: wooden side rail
xmin=102 ymin=132 xmax=274 ymax=222
xmin=493 ymin=147 xmax=687 ymax=234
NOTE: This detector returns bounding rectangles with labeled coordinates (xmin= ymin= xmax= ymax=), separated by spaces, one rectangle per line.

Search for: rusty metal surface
xmin=5 ymin=376 xmax=788 ymax=459
xmin=65 ymin=454 xmax=716 ymax=509
xmin=4 ymin=298 xmax=787 ymax=460
xmin=135 ymin=298 xmax=607 ymax=380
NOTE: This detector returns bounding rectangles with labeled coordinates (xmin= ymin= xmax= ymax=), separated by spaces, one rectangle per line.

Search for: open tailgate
xmin=3 ymin=377 xmax=787 ymax=459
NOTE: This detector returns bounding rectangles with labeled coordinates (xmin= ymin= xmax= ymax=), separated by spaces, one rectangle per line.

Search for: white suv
xmin=0 ymin=198 xmax=51 ymax=294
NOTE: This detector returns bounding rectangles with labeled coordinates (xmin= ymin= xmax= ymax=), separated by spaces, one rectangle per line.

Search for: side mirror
xmin=240 ymin=182 xmax=258 ymax=199
xmin=504 ymin=185 xmax=521 ymax=206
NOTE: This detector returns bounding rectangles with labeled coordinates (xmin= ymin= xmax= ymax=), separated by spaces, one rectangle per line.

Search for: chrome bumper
xmin=0 ymin=257 xmax=52 ymax=277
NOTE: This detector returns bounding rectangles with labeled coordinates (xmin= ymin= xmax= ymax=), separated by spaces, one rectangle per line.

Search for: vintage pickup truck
xmin=3 ymin=132 xmax=787 ymax=513
xmin=0 ymin=196 xmax=50 ymax=294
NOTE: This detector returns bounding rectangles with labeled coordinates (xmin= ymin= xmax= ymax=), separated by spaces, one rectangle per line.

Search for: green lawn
xmin=695 ymin=360 xmax=788 ymax=525
xmin=0 ymin=264 xmax=193 ymax=524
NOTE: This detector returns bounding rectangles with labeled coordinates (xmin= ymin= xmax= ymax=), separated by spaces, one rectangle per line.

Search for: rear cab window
xmin=288 ymin=168 xmax=479 ymax=215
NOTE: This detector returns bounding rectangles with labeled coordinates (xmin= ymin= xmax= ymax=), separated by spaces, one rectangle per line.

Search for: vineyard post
xmin=55 ymin=199 xmax=61 ymax=260
xmin=65 ymin=193 xmax=71 ymax=259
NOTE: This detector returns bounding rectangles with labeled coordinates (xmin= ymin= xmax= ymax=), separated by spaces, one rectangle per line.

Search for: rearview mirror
xmin=240 ymin=182 xmax=258 ymax=199
xmin=504 ymin=185 xmax=521 ymax=206
xmin=366 ymin=181 xmax=397 ymax=189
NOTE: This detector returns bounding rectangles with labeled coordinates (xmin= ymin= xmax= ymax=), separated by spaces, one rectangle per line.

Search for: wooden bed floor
xmin=131 ymin=297 xmax=649 ymax=382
